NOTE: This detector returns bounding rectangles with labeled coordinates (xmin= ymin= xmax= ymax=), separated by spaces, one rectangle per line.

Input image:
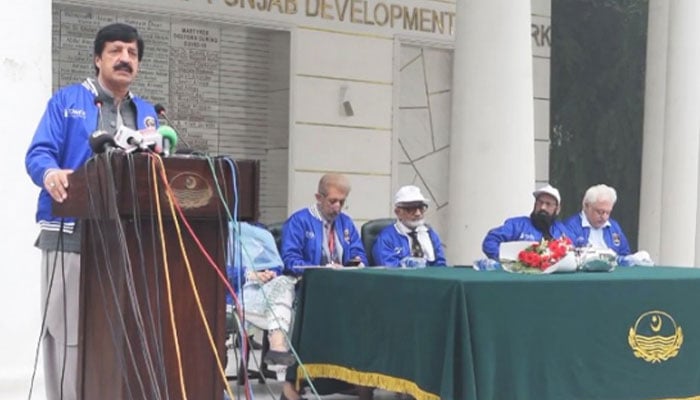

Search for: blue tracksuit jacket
xmin=482 ymin=216 xmax=572 ymax=260
xmin=372 ymin=222 xmax=447 ymax=267
xmin=281 ymin=206 xmax=367 ymax=275
xmin=564 ymin=213 xmax=631 ymax=256
xmin=25 ymin=79 xmax=158 ymax=225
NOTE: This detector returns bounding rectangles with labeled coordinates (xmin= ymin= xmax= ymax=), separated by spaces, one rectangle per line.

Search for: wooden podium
xmin=54 ymin=152 xmax=259 ymax=399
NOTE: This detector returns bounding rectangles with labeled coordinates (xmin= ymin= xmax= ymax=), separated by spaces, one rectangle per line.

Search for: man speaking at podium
xmin=25 ymin=23 xmax=157 ymax=399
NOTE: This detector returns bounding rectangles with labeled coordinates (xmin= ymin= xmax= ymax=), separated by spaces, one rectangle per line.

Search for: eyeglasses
xmin=319 ymin=193 xmax=347 ymax=207
xmin=398 ymin=204 xmax=428 ymax=213
xmin=590 ymin=207 xmax=611 ymax=217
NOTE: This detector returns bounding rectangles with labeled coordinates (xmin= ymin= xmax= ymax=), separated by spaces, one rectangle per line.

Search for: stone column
xmin=658 ymin=1 xmax=700 ymax=266
xmin=638 ymin=0 xmax=669 ymax=262
xmin=0 ymin=0 xmax=51 ymax=395
xmin=447 ymin=0 xmax=535 ymax=264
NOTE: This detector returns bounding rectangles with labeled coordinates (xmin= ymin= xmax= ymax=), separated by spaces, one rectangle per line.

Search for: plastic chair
xmin=266 ymin=221 xmax=284 ymax=253
xmin=360 ymin=218 xmax=395 ymax=266
xmin=226 ymin=310 xmax=276 ymax=384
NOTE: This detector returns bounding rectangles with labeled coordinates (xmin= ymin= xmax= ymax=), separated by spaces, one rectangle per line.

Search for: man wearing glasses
xmin=482 ymin=184 xmax=572 ymax=260
xmin=372 ymin=185 xmax=447 ymax=267
xmin=281 ymin=173 xmax=367 ymax=274
xmin=279 ymin=173 xmax=370 ymax=400
xmin=564 ymin=184 xmax=653 ymax=266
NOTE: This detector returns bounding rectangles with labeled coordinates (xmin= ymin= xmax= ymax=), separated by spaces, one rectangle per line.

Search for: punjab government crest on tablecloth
xmin=628 ymin=311 xmax=683 ymax=363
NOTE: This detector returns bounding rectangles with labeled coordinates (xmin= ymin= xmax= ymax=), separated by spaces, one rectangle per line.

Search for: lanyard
xmin=327 ymin=223 xmax=336 ymax=261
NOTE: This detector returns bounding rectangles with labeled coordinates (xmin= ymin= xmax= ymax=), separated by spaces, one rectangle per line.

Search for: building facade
xmin=1 ymin=0 xmax=553 ymax=396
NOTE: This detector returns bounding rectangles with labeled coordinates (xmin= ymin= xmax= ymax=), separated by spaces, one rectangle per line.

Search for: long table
xmin=291 ymin=267 xmax=700 ymax=400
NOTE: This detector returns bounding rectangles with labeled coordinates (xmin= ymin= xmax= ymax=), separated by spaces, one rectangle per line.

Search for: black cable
xmin=58 ymin=227 xmax=67 ymax=400
xmin=26 ymin=219 xmax=67 ymax=400
xmin=120 ymin=154 xmax=163 ymax=399
xmin=142 ymin=157 xmax=170 ymax=398
xmin=84 ymin=153 xmax=138 ymax=400
xmin=99 ymin=152 xmax=151 ymax=399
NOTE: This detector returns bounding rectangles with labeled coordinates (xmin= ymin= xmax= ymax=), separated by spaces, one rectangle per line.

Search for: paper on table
xmin=541 ymin=252 xmax=577 ymax=274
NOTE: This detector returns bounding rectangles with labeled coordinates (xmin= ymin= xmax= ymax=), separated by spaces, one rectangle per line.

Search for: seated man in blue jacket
xmin=280 ymin=173 xmax=371 ymax=400
xmin=564 ymin=184 xmax=630 ymax=254
xmin=564 ymin=184 xmax=652 ymax=265
xmin=281 ymin=173 xmax=368 ymax=274
xmin=482 ymin=184 xmax=572 ymax=260
xmin=372 ymin=185 xmax=446 ymax=267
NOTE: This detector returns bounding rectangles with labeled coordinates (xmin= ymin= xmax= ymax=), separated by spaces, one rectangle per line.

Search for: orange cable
xmin=153 ymin=155 xmax=241 ymax=400
xmin=150 ymin=155 xmax=189 ymax=400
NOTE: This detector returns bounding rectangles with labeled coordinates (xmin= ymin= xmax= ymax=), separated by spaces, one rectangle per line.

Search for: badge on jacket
xmin=519 ymin=233 xmax=536 ymax=241
xmin=144 ymin=116 xmax=156 ymax=128
xmin=612 ymin=233 xmax=621 ymax=246
xmin=344 ymin=228 xmax=350 ymax=244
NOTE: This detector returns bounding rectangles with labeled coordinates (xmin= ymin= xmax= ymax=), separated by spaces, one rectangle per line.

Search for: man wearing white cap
xmin=372 ymin=185 xmax=447 ymax=267
xmin=482 ymin=184 xmax=572 ymax=260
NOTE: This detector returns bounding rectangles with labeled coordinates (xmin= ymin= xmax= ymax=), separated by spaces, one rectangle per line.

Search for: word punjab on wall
xmin=193 ymin=0 xmax=456 ymax=35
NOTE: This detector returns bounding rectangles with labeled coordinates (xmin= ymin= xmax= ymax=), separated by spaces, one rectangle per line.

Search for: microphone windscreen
xmin=158 ymin=125 xmax=178 ymax=147
xmin=89 ymin=130 xmax=116 ymax=154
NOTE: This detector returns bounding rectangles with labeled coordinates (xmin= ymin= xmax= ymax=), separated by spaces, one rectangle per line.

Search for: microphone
xmin=94 ymin=95 xmax=109 ymax=133
xmin=154 ymin=104 xmax=192 ymax=150
xmin=158 ymin=125 xmax=178 ymax=156
xmin=113 ymin=125 xmax=144 ymax=152
xmin=140 ymin=127 xmax=165 ymax=154
xmin=89 ymin=130 xmax=117 ymax=154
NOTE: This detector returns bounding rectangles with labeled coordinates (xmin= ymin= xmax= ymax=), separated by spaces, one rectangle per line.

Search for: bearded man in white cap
xmin=372 ymin=185 xmax=447 ymax=267
xmin=482 ymin=184 xmax=573 ymax=260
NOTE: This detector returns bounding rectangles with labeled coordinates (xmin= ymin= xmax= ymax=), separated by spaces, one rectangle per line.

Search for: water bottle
xmin=400 ymin=256 xmax=427 ymax=268
xmin=474 ymin=258 xmax=502 ymax=271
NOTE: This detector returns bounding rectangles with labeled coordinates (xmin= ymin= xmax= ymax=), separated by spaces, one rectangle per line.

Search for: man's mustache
xmin=113 ymin=62 xmax=133 ymax=73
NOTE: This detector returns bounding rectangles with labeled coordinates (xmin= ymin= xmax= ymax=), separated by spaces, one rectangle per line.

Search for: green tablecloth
xmin=291 ymin=266 xmax=700 ymax=400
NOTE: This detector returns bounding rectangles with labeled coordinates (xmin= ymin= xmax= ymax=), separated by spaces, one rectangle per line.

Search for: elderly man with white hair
xmin=372 ymin=185 xmax=446 ymax=267
xmin=565 ymin=184 xmax=653 ymax=266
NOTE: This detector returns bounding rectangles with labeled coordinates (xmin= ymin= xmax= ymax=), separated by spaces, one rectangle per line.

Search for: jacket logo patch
xmin=519 ymin=233 xmax=536 ymax=241
xmin=64 ymin=108 xmax=86 ymax=119
xmin=612 ymin=233 xmax=621 ymax=246
xmin=344 ymin=228 xmax=350 ymax=244
xmin=306 ymin=231 xmax=314 ymax=239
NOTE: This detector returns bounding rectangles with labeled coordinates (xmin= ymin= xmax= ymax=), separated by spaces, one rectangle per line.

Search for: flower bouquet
xmin=502 ymin=237 xmax=576 ymax=274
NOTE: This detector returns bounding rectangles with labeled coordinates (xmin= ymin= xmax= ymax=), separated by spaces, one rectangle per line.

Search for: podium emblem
xmin=169 ymin=172 xmax=214 ymax=209
xmin=628 ymin=310 xmax=683 ymax=363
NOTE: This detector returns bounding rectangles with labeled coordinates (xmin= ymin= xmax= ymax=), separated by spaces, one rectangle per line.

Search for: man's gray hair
xmin=317 ymin=173 xmax=351 ymax=196
xmin=582 ymin=184 xmax=617 ymax=206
